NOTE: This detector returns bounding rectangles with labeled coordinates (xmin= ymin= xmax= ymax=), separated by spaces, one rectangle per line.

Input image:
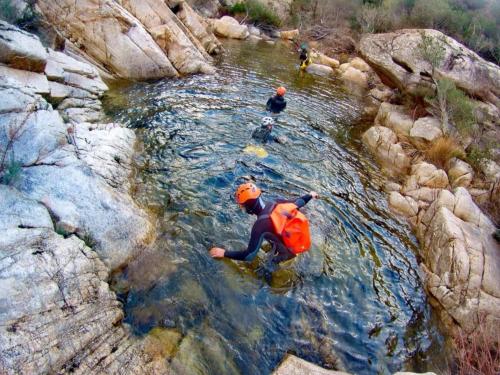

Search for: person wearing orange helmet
xmin=209 ymin=182 xmax=318 ymax=263
xmin=266 ymin=87 xmax=287 ymax=114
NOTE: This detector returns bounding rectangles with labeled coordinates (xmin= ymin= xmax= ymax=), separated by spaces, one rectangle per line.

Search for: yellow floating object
xmin=243 ymin=145 xmax=268 ymax=158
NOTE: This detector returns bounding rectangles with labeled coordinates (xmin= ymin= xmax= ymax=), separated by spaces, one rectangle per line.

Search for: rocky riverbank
xmin=0 ymin=20 xmax=173 ymax=373
xmin=357 ymin=30 xmax=500 ymax=335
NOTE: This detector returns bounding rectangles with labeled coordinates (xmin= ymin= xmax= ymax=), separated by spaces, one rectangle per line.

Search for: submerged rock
xmin=306 ymin=63 xmax=334 ymax=76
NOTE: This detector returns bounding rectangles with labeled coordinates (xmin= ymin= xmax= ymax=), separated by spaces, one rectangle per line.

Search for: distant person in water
xmin=266 ymin=87 xmax=287 ymax=114
xmin=210 ymin=183 xmax=318 ymax=264
xmin=252 ymin=117 xmax=285 ymax=144
xmin=298 ymin=43 xmax=312 ymax=70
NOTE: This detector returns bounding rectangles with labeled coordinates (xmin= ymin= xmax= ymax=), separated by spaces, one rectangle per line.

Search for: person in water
xmin=251 ymin=117 xmax=285 ymax=144
xmin=266 ymin=87 xmax=287 ymax=114
xmin=299 ymin=43 xmax=312 ymax=70
xmin=209 ymin=183 xmax=318 ymax=263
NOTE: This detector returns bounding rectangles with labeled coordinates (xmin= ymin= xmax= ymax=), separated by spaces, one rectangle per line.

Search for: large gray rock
xmin=447 ymin=158 xmax=473 ymax=188
xmin=360 ymin=29 xmax=500 ymax=106
xmin=0 ymin=228 xmax=169 ymax=374
xmin=175 ymin=1 xmax=223 ymax=55
xmin=0 ymin=66 xmax=50 ymax=95
xmin=0 ymin=185 xmax=53 ymax=230
xmin=0 ymin=21 xmax=47 ymax=72
xmin=375 ymin=102 xmax=414 ymax=137
xmin=417 ymin=188 xmax=500 ymax=333
xmin=212 ymin=16 xmax=249 ymax=39
xmin=37 ymin=0 xmax=179 ymax=80
xmin=118 ymin=0 xmax=215 ymax=75
xmin=306 ymin=63 xmax=334 ymax=76
xmin=409 ymin=117 xmax=443 ymax=144
xmin=362 ymin=126 xmax=411 ymax=175
xmin=73 ymin=122 xmax=136 ymax=192
xmin=0 ymin=83 xmax=65 ymax=166
xmin=0 ymin=80 xmax=152 ymax=270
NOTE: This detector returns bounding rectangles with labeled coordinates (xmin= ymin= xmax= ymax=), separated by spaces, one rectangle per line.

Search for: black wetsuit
xmin=266 ymin=95 xmax=287 ymax=114
xmin=224 ymin=194 xmax=313 ymax=263
xmin=251 ymin=125 xmax=281 ymax=144
xmin=299 ymin=48 xmax=308 ymax=63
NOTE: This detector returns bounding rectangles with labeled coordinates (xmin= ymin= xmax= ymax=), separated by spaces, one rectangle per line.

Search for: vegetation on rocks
xmin=226 ymin=0 xmax=282 ymax=27
xmin=453 ymin=316 xmax=500 ymax=375
xmin=288 ymin=0 xmax=499 ymax=64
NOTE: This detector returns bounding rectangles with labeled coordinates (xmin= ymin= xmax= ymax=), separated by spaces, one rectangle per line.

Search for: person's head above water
xmin=235 ymin=183 xmax=265 ymax=215
xmin=276 ymin=87 xmax=286 ymax=97
xmin=261 ymin=116 xmax=274 ymax=129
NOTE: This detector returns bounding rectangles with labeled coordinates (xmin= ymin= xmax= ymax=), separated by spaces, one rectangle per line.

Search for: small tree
xmin=418 ymin=31 xmax=446 ymax=76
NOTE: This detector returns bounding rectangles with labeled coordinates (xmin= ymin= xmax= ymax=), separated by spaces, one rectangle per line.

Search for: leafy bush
xmin=288 ymin=0 xmax=499 ymax=64
xmin=466 ymin=144 xmax=492 ymax=172
xmin=229 ymin=0 xmax=281 ymax=27
xmin=418 ymin=31 xmax=446 ymax=72
xmin=424 ymin=136 xmax=465 ymax=168
xmin=426 ymin=78 xmax=476 ymax=137
xmin=230 ymin=2 xmax=247 ymax=14
xmin=445 ymin=82 xmax=476 ymax=136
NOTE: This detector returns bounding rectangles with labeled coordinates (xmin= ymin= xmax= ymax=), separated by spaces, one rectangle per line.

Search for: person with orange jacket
xmin=209 ymin=183 xmax=318 ymax=263
xmin=266 ymin=87 xmax=287 ymax=114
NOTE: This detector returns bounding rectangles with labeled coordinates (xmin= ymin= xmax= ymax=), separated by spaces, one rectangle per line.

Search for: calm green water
xmin=105 ymin=40 xmax=446 ymax=375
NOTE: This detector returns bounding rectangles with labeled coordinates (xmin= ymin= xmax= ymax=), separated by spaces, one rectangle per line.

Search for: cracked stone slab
xmin=0 ymin=20 xmax=47 ymax=72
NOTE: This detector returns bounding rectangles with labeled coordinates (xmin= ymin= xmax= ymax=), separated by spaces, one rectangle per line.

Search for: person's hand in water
xmin=310 ymin=191 xmax=319 ymax=199
xmin=210 ymin=247 xmax=226 ymax=258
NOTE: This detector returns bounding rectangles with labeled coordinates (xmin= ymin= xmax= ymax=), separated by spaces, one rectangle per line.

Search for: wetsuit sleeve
xmin=275 ymin=194 xmax=313 ymax=208
xmin=293 ymin=194 xmax=313 ymax=208
xmin=224 ymin=220 xmax=267 ymax=261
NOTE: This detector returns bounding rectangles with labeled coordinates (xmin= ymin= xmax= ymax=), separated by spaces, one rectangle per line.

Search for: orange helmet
xmin=276 ymin=87 xmax=286 ymax=96
xmin=235 ymin=183 xmax=261 ymax=205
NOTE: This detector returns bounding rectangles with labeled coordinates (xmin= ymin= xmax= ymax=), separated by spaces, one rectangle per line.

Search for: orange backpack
xmin=270 ymin=203 xmax=311 ymax=254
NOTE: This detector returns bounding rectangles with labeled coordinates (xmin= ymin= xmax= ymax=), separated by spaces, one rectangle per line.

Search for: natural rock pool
xmin=104 ymin=40 xmax=446 ymax=374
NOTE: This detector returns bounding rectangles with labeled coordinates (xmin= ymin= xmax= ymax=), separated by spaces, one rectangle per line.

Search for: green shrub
xmin=229 ymin=0 xmax=281 ymax=27
xmin=230 ymin=2 xmax=247 ymax=14
xmin=466 ymin=144 xmax=491 ymax=172
xmin=446 ymin=82 xmax=476 ymax=136
xmin=418 ymin=31 xmax=446 ymax=73
xmin=426 ymin=78 xmax=476 ymax=137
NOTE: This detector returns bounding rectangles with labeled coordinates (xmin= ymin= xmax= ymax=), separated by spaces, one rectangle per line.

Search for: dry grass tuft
xmin=454 ymin=316 xmax=500 ymax=375
xmin=424 ymin=136 xmax=465 ymax=169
